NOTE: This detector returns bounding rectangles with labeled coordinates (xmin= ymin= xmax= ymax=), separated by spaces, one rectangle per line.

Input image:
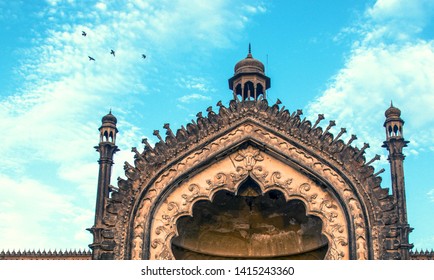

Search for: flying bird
xmin=142 ymin=54 xmax=146 ymax=59
xmin=82 ymin=31 xmax=87 ymax=36
xmin=88 ymin=56 xmax=95 ymax=61
xmin=110 ymin=50 xmax=115 ymax=56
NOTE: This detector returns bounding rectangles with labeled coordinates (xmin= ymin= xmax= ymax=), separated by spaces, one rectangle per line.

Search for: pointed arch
xmin=103 ymin=130 xmax=109 ymax=142
xmin=143 ymin=143 xmax=352 ymax=259
xmin=103 ymin=100 xmax=394 ymax=260
xmin=256 ymin=83 xmax=264 ymax=98
xmin=243 ymin=81 xmax=254 ymax=100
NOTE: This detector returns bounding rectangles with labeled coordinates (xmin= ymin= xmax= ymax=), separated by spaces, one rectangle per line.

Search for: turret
xmin=228 ymin=44 xmax=270 ymax=101
xmin=382 ymin=102 xmax=413 ymax=259
xmin=88 ymin=110 xmax=119 ymax=259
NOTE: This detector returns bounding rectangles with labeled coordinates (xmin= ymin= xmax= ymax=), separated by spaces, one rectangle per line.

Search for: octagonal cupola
xmin=99 ymin=110 xmax=118 ymax=144
xmin=384 ymin=101 xmax=404 ymax=140
xmin=228 ymin=44 xmax=271 ymax=101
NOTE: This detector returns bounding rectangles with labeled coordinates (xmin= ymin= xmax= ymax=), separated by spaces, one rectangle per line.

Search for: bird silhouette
xmin=82 ymin=31 xmax=87 ymax=36
xmin=110 ymin=50 xmax=115 ymax=56
xmin=142 ymin=54 xmax=146 ymax=59
xmin=88 ymin=56 xmax=95 ymax=61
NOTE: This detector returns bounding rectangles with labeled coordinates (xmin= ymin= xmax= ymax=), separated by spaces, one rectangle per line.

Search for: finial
xmin=247 ymin=43 xmax=252 ymax=58
xmin=109 ymin=108 xmax=112 ymax=114
xmin=390 ymin=100 xmax=393 ymax=107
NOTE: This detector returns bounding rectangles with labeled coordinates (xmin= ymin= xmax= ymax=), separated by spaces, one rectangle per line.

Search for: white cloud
xmin=176 ymin=76 xmax=214 ymax=92
xmin=95 ymin=2 xmax=107 ymax=11
xmin=0 ymin=174 xmax=92 ymax=250
xmin=367 ymin=0 xmax=430 ymax=21
xmin=428 ymin=189 xmax=434 ymax=202
xmin=175 ymin=76 xmax=215 ymax=104
xmin=0 ymin=0 xmax=271 ymax=251
xmin=178 ymin=93 xmax=212 ymax=104
xmin=363 ymin=0 xmax=434 ymax=44
xmin=46 ymin=0 xmax=61 ymax=6
xmin=307 ymin=0 xmax=434 ymax=159
xmin=243 ymin=4 xmax=267 ymax=14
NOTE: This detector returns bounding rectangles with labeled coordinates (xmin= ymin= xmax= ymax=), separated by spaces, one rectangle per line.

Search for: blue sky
xmin=0 ymin=0 xmax=434 ymax=252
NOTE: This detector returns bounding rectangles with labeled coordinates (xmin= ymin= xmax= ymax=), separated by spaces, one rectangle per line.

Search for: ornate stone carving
xmin=100 ymin=99 xmax=395 ymax=260
xmin=234 ymin=145 xmax=264 ymax=170
xmin=145 ymin=146 xmax=353 ymax=260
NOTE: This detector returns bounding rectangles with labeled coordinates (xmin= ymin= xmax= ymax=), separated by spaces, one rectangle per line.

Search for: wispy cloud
xmin=0 ymin=174 xmax=93 ymax=250
xmin=243 ymin=3 xmax=267 ymax=14
xmin=176 ymin=76 xmax=215 ymax=92
xmin=0 ymin=0 xmax=265 ymax=250
xmin=307 ymin=0 xmax=434 ymax=160
xmin=365 ymin=0 xmax=434 ymax=42
xmin=178 ymin=93 xmax=212 ymax=103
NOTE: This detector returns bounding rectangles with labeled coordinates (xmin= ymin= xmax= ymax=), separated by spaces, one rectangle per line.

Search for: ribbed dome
xmin=102 ymin=111 xmax=117 ymax=124
xmin=385 ymin=104 xmax=401 ymax=118
xmin=234 ymin=53 xmax=265 ymax=74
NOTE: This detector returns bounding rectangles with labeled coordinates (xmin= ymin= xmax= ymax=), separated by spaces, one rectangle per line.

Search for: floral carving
xmin=230 ymin=166 xmax=248 ymax=184
xmin=206 ymin=173 xmax=228 ymax=191
xmin=251 ymin=166 xmax=269 ymax=183
xmin=234 ymin=145 xmax=264 ymax=171
xmin=181 ymin=184 xmax=201 ymax=206
xmin=148 ymin=151 xmax=350 ymax=260
xmin=299 ymin=183 xmax=318 ymax=205
xmin=118 ymin=115 xmax=378 ymax=260
xmin=98 ymin=97 xmax=400 ymax=261
xmin=268 ymin=171 xmax=293 ymax=191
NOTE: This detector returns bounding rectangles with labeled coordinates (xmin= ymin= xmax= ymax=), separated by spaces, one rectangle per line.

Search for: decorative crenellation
xmin=100 ymin=99 xmax=397 ymax=260
xmin=119 ymin=99 xmax=385 ymax=185
xmin=0 ymin=249 xmax=91 ymax=260
xmin=410 ymin=249 xmax=434 ymax=260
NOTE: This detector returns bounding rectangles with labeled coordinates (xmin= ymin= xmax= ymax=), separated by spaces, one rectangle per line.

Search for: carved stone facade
xmin=85 ymin=49 xmax=424 ymax=260
xmin=1 ymin=50 xmax=432 ymax=261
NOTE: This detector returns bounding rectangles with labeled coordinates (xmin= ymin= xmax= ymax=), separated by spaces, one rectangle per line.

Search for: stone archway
xmin=146 ymin=145 xmax=351 ymax=260
xmin=171 ymin=187 xmax=329 ymax=260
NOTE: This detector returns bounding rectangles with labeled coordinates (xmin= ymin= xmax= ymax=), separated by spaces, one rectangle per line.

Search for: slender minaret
xmin=88 ymin=110 xmax=119 ymax=259
xmin=382 ymin=102 xmax=413 ymax=259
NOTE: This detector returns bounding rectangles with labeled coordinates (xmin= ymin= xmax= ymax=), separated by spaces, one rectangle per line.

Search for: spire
xmin=247 ymin=43 xmax=252 ymax=58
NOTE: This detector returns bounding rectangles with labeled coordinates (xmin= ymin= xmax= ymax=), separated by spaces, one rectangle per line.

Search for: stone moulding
xmin=101 ymin=99 xmax=397 ymax=260
xmin=148 ymin=145 xmax=351 ymax=260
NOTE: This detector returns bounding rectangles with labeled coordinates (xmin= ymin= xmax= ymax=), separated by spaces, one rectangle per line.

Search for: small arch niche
xmin=256 ymin=83 xmax=264 ymax=98
xmin=103 ymin=130 xmax=109 ymax=142
xmin=235 ymin=84 xmax=242 ymax=97
xmin=171 ymin=182 xmax=328 ymax=260
xmin=243 ymin=81 xmax=254 ymax=100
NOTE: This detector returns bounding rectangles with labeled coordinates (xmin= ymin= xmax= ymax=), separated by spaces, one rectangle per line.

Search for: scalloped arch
xmin=171 ymin=188 xmax=330 ymax=259
xmin=125 ymin=134 xmax=372 ymax=259
xmin=108 ymin=102 xmax=387 ymax=260
xmin=144 ymin=145 xmax=356 ymax=260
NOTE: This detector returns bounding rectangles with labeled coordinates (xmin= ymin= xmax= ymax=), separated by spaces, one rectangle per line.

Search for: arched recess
xmin=124 ymin=121 xmax=372 ymax=260
xmin=243 ymin=81 xmax=254 ymax=100
xmin=171 ymin=189 xmax=330 ymax=260
xmin=256 ymin=83 xmax=264 ymax=98
xmin=146 ymin=145 xmax=350 ymax=260
xmin=235 ymin=84 xmax=242 ymax=97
